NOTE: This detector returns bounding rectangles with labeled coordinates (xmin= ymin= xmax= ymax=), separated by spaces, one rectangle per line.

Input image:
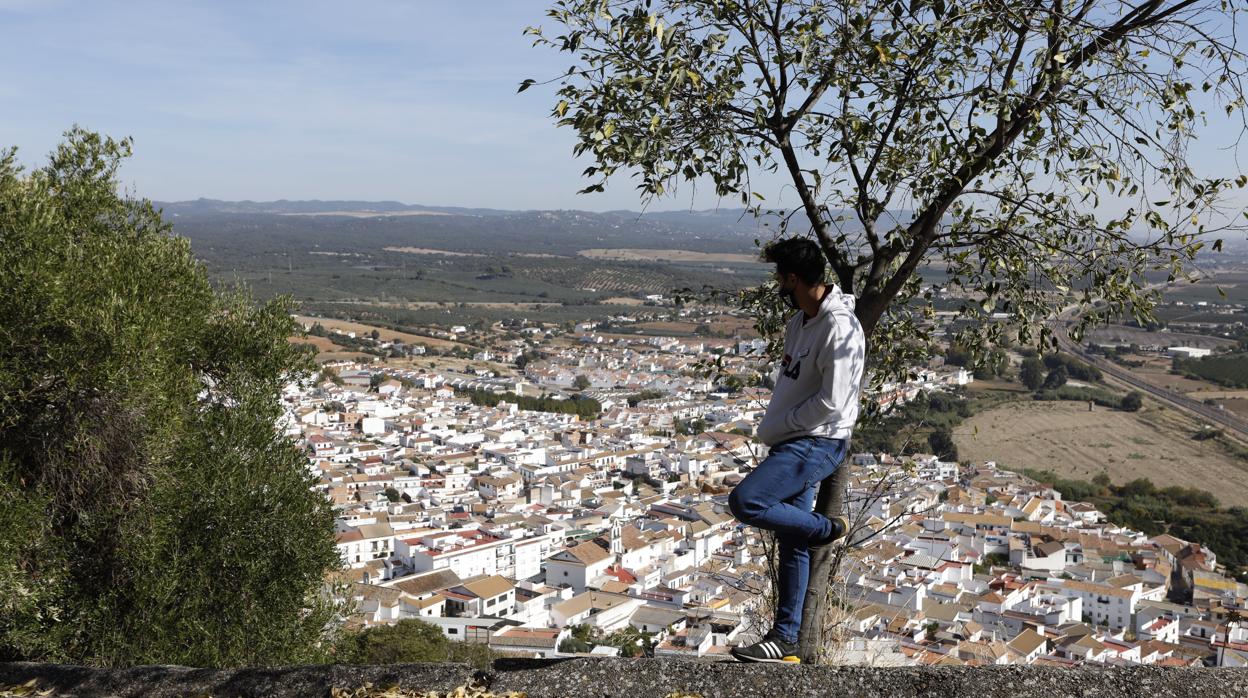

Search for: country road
xmin=1051 ymin=308 xmax=1248 ymax=441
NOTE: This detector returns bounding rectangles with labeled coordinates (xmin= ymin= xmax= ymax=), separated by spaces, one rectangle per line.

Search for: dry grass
xmin=1 ymin=680 xmax=52 ymax=697
xmin=1219 ymin=398 xmax=1248 ymax=419
xmin=954 ymin=400 xmax=1248 ymax=507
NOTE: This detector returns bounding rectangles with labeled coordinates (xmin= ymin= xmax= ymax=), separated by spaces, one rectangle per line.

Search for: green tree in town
xmin=334 ymin=619 xmax=496 ymax=668
xmin=573 ymin=374 xmax=592 ymax=390
xmin=0 ymin=130 xmax=343 ymax=667
xmin=927 ymin=429 xmax=958 ymax=461
xmin=526 ymin=0 xmax=1246 ymax=661
xmin=557 ymin=623 xmax=596 ymax=653
xmin=1019 ymin=356 xmax=1045 ymax=391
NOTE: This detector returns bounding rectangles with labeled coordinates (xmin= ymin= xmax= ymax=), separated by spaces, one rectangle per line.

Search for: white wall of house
xmin=544 ymin=559 xmax=593 ymax=592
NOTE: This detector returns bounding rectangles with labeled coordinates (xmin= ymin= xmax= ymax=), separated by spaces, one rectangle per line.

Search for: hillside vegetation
xmin=1175 ymin=352 xmax=1248 ymax=389
xmin=0 ymin=131 xmax=343 ymax=666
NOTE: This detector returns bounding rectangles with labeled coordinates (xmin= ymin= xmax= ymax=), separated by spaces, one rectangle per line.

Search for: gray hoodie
xmin=756 ymin=284 xmax=866 ymax=446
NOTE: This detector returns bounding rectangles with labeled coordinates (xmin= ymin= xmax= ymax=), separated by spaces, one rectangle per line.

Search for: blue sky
xmin=0 ymin=0 xmax=690 ymax=210
xmin=2 ymin=1 xmax=1245 ymax=215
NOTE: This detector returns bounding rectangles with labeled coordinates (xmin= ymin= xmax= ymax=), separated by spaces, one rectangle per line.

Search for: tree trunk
xmin=797 ymin=456 xmax=849 ymax=663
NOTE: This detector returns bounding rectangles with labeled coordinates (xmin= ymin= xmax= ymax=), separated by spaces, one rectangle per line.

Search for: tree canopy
xmin=525 ymin=0 xmax=1246 ymax=381
xmin=0 ymin=129 xmax=343 ymax=666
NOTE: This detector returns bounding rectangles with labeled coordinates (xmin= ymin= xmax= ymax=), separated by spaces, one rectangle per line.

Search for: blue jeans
xmin=728 ymin=436 xmax=848 ymax=644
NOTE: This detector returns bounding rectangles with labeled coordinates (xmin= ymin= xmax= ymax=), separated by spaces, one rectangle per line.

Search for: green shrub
xmin=334 ymin=620 xmax=496 ymax=668
xmin=1032 ymin=385 xmax=1123 ymax=408
xmin=1042 ymin=353 xmax=1102 ymax=382
xmin=1121 ymin=391 xmax=1143 ymax=411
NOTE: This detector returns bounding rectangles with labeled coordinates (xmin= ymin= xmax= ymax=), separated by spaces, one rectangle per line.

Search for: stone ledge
xmin=4 ymin=658 xmax=1248 ymax=698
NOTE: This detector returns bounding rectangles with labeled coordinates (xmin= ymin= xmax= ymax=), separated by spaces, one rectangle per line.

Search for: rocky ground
xmin=4 ymin=658 xmax=1248 ymax=698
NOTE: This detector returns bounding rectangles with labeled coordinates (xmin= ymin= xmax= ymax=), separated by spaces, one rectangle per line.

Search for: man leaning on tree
xmin=728 ymin=237 xmax=867 ymax=664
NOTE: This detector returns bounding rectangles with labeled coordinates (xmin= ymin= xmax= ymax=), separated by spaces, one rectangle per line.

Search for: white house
xmin=336 ymin=522 xmax=396 ymax=568
xmin=544 ymin=541 xmax=613 ymax=592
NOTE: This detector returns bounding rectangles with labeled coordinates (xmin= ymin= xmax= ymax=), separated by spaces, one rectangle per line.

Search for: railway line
xmin=1051 ymin=309 xmax=1248 ymax=441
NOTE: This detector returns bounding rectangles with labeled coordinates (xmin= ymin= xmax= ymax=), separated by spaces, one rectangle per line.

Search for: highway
xmin=1051 ymin=307 xmax=1248 ymax=441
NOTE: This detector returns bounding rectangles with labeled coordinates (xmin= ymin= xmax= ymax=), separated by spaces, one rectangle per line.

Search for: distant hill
xmin=155 ymin=198 xmax=514 ymax=217
xmin=154 ymin=197 xmax=766 ymax=231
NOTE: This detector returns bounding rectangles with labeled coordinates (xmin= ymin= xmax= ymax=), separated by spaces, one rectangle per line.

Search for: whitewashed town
xmin=290 ymin=320 xmax=1248 ymax=669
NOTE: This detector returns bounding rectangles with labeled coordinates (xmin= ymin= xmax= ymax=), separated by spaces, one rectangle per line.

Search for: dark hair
xmin=762 ymin=237 xmax=825 ymax=285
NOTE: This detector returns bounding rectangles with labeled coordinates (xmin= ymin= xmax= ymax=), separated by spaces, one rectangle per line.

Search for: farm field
xmin=1219 ymin=398 xmax=1248 ymax=419
xmin=634 ymin=321 xmax=701 ymax=334
xmin=292 ymin=315 xmax=469 ymax=350
xmin=578 ymin=248 xmax=761 ymax=263
xmin=954 ymin=400 xmax=1248 ymax=507
xmin=382 ymin=246 xmax=486 ymax=257
xmin=704 ymin=314 xmax=756 ymax=335
xmin=287 ymin=335 xmax=372 ymax=364
xmin=285 ymin=334 xmax=369 ymax=362
xmin=965 ymin=378 xmax=1031 ymax=395
xmin=1123 ymin=357 xmax=1218 ymax=393
xmin=1109 ymin=353 xmax=1248 ymax=415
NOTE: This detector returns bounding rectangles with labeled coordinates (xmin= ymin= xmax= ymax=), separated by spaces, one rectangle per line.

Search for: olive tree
xmin=524 ymin=0 xmax=1246 ymax=661
xmin=0 ymin=130 xmax=344 ymax=666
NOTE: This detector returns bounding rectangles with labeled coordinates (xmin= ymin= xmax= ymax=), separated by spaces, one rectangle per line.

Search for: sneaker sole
xmin=730 ymin=650 xmax=802 ymax=664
